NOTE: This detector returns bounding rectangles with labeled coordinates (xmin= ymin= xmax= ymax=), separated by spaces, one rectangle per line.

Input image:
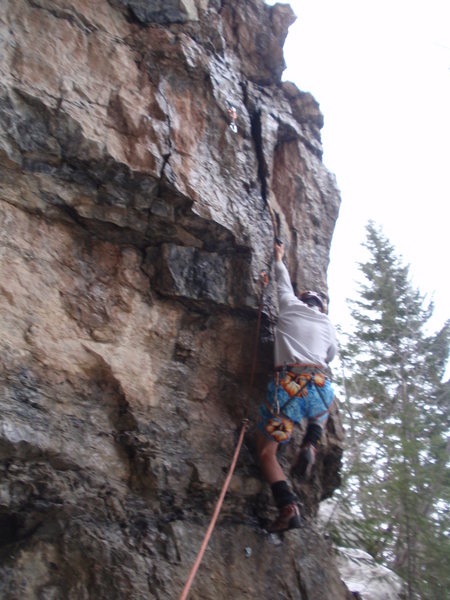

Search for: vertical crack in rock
xmin=248 ymin=102 xmax=281 ymax=236
xmin=145 ymin=85 xmax=173 ymax=242
xmin=249 ymin=107 xmax=268 ymax=204
xmin=241 ymin=80 xmax=280 ymax=237
xmin=157 ymin=86 xmax=173 ymax=185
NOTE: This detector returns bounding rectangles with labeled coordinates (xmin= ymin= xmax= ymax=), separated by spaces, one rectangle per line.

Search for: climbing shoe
xmin=267 ymin=502 xmax=302 ymax=533
xmin=291 ymin=443 xmax=317 ymax=479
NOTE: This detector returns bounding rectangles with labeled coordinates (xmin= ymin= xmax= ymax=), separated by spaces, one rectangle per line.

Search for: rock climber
xmin=256 ymin=239 xmax=337 ymax=533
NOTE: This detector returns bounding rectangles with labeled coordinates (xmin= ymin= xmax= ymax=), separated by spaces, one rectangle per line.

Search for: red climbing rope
xmin=178 ymin=271 xmax=269 ymax=600
xmin=178 ymin=419 xmax=248 ymax=600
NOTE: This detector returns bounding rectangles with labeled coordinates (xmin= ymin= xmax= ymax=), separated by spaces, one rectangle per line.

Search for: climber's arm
xmin=274 ymin=239 xmax=284 ymax=263
xmin=273 ymin=241 xmax=297 ymax=309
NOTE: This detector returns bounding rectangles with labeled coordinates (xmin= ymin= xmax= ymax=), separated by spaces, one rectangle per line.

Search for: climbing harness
xmin=272 ymin=364 xmax=331 ymax=416
xmin=261 ymin=365 xmax=333 ymax=444
xmin=178 ymin=271 xmax=269 ymax=600
xmin=263 ymin=413 xmax=294 ymax=443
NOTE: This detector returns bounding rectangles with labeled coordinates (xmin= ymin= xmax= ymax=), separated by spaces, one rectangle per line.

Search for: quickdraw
xmin=227 ymin=103 xmax=238 ymax=133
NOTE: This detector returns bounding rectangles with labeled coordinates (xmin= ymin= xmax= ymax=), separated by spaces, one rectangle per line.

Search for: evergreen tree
xmin=332 ymin=222 xmax=449 ymax=600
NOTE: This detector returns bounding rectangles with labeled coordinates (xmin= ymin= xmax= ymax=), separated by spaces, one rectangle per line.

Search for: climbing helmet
xmin=299 ymin=290 xmax=324 ymax=312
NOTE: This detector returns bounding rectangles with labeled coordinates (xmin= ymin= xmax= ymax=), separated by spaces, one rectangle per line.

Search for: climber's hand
xmin=274 ymin=238 xmax=284 ymax=262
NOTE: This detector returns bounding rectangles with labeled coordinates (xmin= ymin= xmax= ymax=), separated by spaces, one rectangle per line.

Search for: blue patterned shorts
xmin=257 ymin=370 xmax=334 ymax=444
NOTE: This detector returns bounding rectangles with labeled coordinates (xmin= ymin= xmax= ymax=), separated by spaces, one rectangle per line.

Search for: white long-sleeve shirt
xmin=274 ymin=261 xmax=337 ymax=369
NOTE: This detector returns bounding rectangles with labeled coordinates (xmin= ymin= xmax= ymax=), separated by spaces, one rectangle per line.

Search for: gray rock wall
xmin=0 ymin=1 xmax=348 ymax=598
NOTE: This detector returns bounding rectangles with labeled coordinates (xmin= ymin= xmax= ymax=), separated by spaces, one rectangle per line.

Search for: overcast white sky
xmin=265 ymin=0 xmax=450 ymax=336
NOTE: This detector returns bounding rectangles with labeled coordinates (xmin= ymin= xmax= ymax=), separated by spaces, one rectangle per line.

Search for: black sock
xmin=303 ymin=422 xmax=323 ymax=448
xmin=271 ymin=480 xmax=297 ymax=509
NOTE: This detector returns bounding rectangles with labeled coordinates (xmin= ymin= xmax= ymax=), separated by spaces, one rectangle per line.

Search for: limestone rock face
xmin=0 ymin=1 xmax=346 ymax=598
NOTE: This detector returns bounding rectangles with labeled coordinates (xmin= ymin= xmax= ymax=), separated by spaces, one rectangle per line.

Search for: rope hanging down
xmin=178 ymin=272 xmax=269 ymax=600
xmin=178 ymin=421 xmax=247 ymax=600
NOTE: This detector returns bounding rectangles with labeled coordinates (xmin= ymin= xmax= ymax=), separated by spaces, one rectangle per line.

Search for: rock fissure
xmin=26 ymin=0 xmax=98 ymax=35
xmin=249 ymin=107 xmax=268 ymax=205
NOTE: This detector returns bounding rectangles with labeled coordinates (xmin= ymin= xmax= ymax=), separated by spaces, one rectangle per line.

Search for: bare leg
xmin=256 ymin=431 xmax=301 ymax=532
xmin=256 ymin=430 xmax=286 ymax=485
